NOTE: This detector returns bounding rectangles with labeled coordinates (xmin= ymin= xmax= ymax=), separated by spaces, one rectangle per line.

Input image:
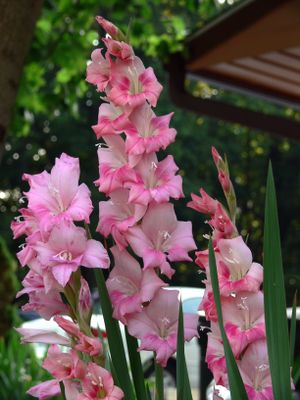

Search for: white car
xmin=21 ymin=286 xmax=205 ymax=399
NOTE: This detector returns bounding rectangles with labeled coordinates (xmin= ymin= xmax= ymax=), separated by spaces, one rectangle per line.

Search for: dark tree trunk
xmin=0 ymin=0 xmax=43 ymax=162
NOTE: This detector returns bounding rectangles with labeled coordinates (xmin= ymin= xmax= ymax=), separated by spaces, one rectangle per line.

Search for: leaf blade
xmin=263 ymin=162 xmax=292 ymax=399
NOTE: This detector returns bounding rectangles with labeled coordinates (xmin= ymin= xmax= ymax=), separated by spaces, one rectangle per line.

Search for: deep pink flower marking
xmin=108 ymin=57 xmax=162 ymax=108
xmin=92 ymin=102 xmax=129 ymax=138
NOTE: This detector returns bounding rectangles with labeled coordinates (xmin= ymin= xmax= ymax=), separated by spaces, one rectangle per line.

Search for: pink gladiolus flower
xmin=106 ymin=246 xmax=166 ymax=323
xmin=22 ymin=289 xmax=69 ymax=320
xmin=98 ymin=189 xmax=146 ymax=249
xmin=23 ymin=153 xmax=93 ymax=232
xmin=96 ymin=16 xmax=120 ymax=39
xmin=218 ymin=170 xmax=231 ymax=193
xmin=43 ymin=345 xmax=85 ymax=381
xmin=11 ymin=208 xmax=38 ymax=239
xmin=92 ymin=103 xmax=129 ymax=138
xmin=187 ymin=188 xmax=218 ymax=215
xmin=222 ymin=291 xmax=265 ymax=356
xmin=15 ymin=327 xmax=70 ymax=346
xmin=78 ymin=362 xmax=124 ymax=400
xmin=217 ymin=236 xmax=263 ymax=295
xmin=34 ymin=222 xmax=109 ymax=287
xmin=238 ymin=340 xmax=273 ymax=399
xmin=95 ymin=136 xmax=136 ymax=194
xmin=27 ymin=379 xmax=61 ymax=400
xmin=124 ymin=103 xmax=176 ymax=158
xmin=126 ymin=203 xmax=196 ymax=278
xmin=86 ymin=48 xmax=111 ymax=92
xmin=125 ymin=153 xmax=183 ymax=206
xmin=108 ymin=57 xmax=162 ymax=108
xmin=127 ymin=289 xmax=198 ymax=367
xmin=103 ymin=38 xmax=134 ymax=60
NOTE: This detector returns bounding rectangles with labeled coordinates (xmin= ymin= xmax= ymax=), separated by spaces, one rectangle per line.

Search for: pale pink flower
xmin=187 ymin=188 xmax=218 ymax=215
xmin=126 ymin=203 xmax=196 ymax=278
xmin=23 ymin=153 xmax=93 ymax=232
xmin=11 ymin=208 xmax=38 ymax=239
xmin=108 ymin=57 xmax=162 ymax=108
xmin=222 ymin=291 xmax=265 ymax=356
xmin=43 ymin=345 xmax=85 ymax=381
xmin=92 ymin=102 xmax=129 ymax=138
xmin=34 ymin=222 xmax=109 ymax=287
xmin=96 ymin=16 xmax=120 ymax=39
xmin=15 ymin=327 xmax=70 ymax=346
xmin=22 ymin=289 xmax=69 ymax=320
xmin=86 ymin=48 xmax=111 ymax=92
xmin=125 ymin=153 xmax=183 ymax=206
xmin=17 ymin=231 xmax=42 ymax=267
xmin=124 ymin=103 xmax=176 ymax=158
xmin=78 ymin=362 xmax=124 ymax=400
xmin=95 ymin=136 xmax=136 ymax=194
xmin=27 ymin=379 xmax=61 ymax=400
xmin=127 ymin=289 xmax=198 ymax=367
xmin=16 ymin=269 xmax=44 ymax=297
xmin=211 ymin=146 xmax=222 ymax=167
xmin=103 ymin=38 xmax=134 ymax=60
xmin=195 ymin=249 xmax=209 ymax=270
xmin=238 ymin=340 xmax=273 ymax=399
xmin=97 ymin=189 xmax=146 ymax=249
xmin=106 ymin=246 xmax=166 ymax=323
xmin=217 ymin=236 xmax=263 ymax=295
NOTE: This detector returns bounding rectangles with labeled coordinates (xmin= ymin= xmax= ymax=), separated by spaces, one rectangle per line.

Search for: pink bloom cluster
xmin=188 ymin=148 xmax=273 ymax=399
xmin=87 ymin=16 xmax=198 ymax=367
xmin=12 ymin=150 xmax=123 ymax=399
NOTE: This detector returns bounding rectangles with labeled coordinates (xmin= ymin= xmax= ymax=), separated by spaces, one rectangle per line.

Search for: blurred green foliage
xmin=0 ymin=0 xmax=299 ymax=304
xmin=0 ymin=329 xmax=61 ymax=400
xmin=0 ymin=237 xmax=19 ymax=337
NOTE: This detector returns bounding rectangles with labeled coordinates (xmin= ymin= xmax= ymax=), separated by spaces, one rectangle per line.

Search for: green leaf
xmin=125 ymin=327 xmax=148 ymax=400
xmin=290 ymin=291 xmax=298 ymax=368
xmin=94 ymin=269 xmax=135 ymax=400
xmin=263 ymin=162 xmax=293 ymax=399
xmin=59 ymin=382 xmax=66 ymax=400
xmin=209 ymin=240 xmax=248 ymax=400
xmin=155 ymin=361 xmax=164 ymax=400
xmin=176 ymin=300 xmax=193 ymax=400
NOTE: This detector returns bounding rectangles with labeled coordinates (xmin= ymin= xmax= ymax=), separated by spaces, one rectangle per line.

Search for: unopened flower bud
xmin=78 ymin=277 xmax=92 ymax=322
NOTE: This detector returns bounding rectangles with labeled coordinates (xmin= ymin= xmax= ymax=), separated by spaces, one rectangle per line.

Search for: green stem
xmin=94 ymin=268 xmax=135 ymax=400
xmin=155 ymin=361 xmax=164 ymax=400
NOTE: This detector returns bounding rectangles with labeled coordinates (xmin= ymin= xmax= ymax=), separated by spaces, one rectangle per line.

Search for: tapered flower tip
xmin=211 ymin=146 xmax=222 ymax=166
xmin=96 ymin=16 xmax=121 ymax=39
